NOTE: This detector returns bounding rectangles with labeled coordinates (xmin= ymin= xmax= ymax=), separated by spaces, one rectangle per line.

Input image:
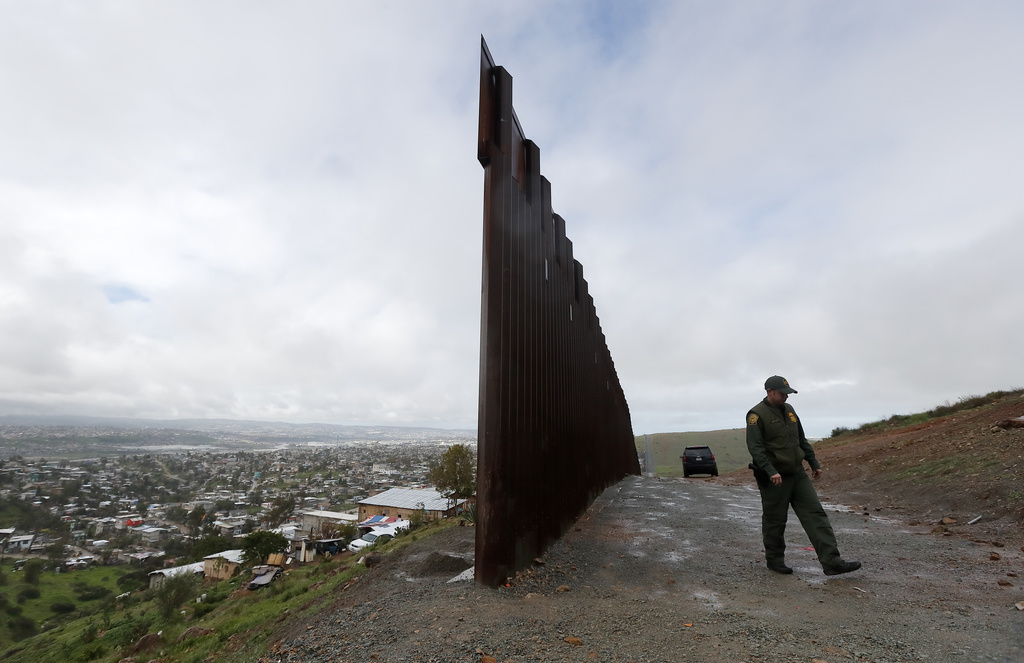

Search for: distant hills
xmin=0 ymin=414 xmax=474 ymax=435
xmin=0 ymin=415 xmax=475 ymax=458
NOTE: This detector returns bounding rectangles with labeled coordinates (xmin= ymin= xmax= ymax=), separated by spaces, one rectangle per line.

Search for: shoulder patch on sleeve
xmin=747 ymin=413 xmax=759 ymax=426
xmin=788 ymin=411 xmax=798 ymax=423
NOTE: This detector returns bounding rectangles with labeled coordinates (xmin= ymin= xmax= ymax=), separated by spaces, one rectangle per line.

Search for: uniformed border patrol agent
xmin=746 ymin=375 xmax=862 ymax=576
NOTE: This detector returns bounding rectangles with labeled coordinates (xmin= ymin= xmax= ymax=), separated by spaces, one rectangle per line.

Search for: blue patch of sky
xmin=579 ymin=0 xmax=657 ymax=62
xmin=102 ymin=284 xmax=150 ymax=304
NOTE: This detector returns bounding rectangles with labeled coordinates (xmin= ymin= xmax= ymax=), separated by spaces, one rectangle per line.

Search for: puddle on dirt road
xmin=693 ymin=589 xmax=723 ymax=609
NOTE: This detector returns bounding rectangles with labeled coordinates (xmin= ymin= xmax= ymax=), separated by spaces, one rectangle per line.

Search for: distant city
xmin=0 ymin=416 xmax=476 ymax=564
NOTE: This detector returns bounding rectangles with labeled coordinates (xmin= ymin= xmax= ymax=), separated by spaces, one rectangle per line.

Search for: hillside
xmin=0 ymin=523 xmax=444 ymax=663
xmin=721 ymin=389 xmax=1024 ymax=544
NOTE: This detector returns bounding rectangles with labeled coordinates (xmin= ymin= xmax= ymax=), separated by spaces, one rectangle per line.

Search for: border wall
xmin=475 ymin=38 xmax=641 ymax=586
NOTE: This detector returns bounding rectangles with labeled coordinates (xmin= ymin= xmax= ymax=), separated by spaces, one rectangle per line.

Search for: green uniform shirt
xmin=746 ymin=399 xmax=820 ymax=476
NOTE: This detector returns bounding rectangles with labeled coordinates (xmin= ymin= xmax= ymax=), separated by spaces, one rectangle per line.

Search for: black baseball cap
xmin=765 ymin=376 xmax=797 ymax=394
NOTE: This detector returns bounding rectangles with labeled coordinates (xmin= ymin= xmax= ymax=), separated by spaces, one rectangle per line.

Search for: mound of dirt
xmin=411 ymin=552 xmax=473 ymax=576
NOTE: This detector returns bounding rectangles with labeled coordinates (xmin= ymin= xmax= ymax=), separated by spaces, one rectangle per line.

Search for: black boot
xmin=824 ymin=560 xmax=862 ymax=576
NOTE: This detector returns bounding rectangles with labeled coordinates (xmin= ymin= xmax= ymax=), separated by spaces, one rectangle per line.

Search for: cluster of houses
xmin=147 ymin=551 xmax=245 ymax=589
xmin=51 ymin=486 xmax=470 ymax=589
xmin=0 ymin=528 xmax=35 ymax=555
xmin=1 ymin=444 xmax=475 ymax=592
xmin=3 ymin=484 xmax=468 ymax=591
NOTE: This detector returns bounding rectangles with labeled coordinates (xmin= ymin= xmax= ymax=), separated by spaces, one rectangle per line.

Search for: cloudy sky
xmin=1 ymin=2 xmax=1022 ymax=439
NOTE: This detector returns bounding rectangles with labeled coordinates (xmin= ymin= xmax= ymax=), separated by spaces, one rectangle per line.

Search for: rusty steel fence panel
xmin=475 ymin=38 xmax=641 ymax=587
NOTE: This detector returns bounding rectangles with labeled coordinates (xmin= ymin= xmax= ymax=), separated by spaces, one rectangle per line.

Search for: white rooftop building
xmin=357 ymin=487 xmax=468 ymax=521
xmin=148 ymin=561 xmax=205 ymax=588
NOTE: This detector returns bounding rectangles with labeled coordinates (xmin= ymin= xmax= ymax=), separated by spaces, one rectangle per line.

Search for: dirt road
xmin=264 ymin=476 xmax=1023 ymax=662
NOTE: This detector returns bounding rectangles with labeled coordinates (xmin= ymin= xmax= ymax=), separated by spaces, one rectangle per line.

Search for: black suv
xmin=681 ymin=445 xmax=718 ymax=477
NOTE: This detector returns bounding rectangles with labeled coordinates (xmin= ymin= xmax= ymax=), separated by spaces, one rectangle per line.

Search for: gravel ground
xmin=261 ymin=475 xmax=1024 ymax=663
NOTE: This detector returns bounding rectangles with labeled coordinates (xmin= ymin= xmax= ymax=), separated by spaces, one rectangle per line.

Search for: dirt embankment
xmin=780 ymin=392 xmax=1024 ymax=547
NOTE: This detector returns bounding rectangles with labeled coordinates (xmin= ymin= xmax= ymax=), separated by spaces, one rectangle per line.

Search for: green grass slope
xmin=0 ymin=563 xmax=128 ymax=647
xmin=635 ymin=429 xmax=749 ymax=477
xmin=0 ymin=520 xmax=456 ymax=663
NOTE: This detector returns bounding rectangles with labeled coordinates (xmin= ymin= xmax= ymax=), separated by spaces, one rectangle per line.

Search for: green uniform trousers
xmin=755 ymin=469 xmax=841 ymax=570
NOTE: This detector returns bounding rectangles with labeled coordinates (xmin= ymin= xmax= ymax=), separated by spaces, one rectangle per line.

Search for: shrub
xmin=409 ymin=507 xmax=428 ymax=530
xmin=7 ymin=614 xmax=37 ymax=641
xmin=100 ymin=614 xmax=155 ymax=648
xmin=51 ymin=600 xmax=77 ymax=614
xmin=16 ymin=586 xmax=40 ymax=602
xmin=830 ymin=426 xmax=851 ymax=438
xmin=311 ymin=557 xmax=337 ymax=576
xmin=929 ymin=393 xmax=997 ymax=418
xmin=74 ymin=642 xmax=106 ymax=662
xmin=193 ymin=601 xmax=217 ymax=619
xmin=202 ymin=586 xmax=230 ymax=605
xmin=74 ymin=585 xmax=112 ymax=601
xmin=115 ymin=570 xmax=149 ymax=592
xmin=100 ymin=597 xmax=115 ymax=628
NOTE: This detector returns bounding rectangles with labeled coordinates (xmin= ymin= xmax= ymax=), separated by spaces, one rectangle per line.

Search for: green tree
xmin=408 ymin=503 xmax=428 ymax=530
xmin=154 ymin=571 xmax=199 ymax=621
xmin=45 ymin=542 xmax=67 ymax=567
xmin=427 ymin=444 xmax=476 ymax=506
xmin=309 ymin=520 xmax=355 ymax=543
xmin=240 ymin=530 xmax=288 ymax=566
xmin=61 ymin=479 xmax=81 ymax=498
xmin=164 ymin=505 xmax=188 ymax=523
xmin=21 ymin=559 xmax=44 ymax=586
xmin=185 ymin=505 xmax=207 ymax=532
xmin=263 ymin=494 xmax=294 ymax=528
xmin=191 ymin=534 xmax=233 ymax=561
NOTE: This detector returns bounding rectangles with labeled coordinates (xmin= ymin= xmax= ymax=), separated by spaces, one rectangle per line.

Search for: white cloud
xmin=1 ymin=2 xmax=1022 ymax=437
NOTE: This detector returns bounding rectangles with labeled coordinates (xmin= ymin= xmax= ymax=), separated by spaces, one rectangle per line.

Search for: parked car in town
xmin=387 ymin=519 xmax=411 ymax=533
xmin=681 ymin=445 xmax=718 ymax=477
xmin=347 ymin=524 xmax=402 ymax=554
